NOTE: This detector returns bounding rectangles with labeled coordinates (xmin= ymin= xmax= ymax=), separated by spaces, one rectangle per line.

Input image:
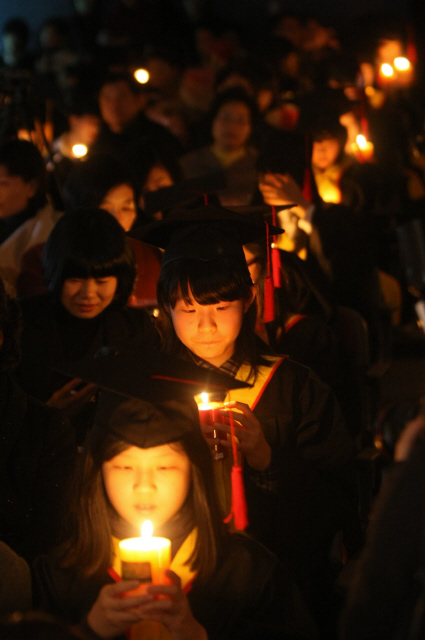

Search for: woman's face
xmin=60 ymin=276 xmax=118 ymax=318
xmin=311 ymin=137 xmax=341 ymax=171
xmin=100 ymin=183 xmax=137 ymax=232
xmin=102 ymin=443 xmax=192 ymax=530
xmin=0 ymin=165 xmax=37 ymax=218
xmin=212 ymin=101 xmax=252 ymax=152
xmin=169 ymin=286 xmax=254 ymax=367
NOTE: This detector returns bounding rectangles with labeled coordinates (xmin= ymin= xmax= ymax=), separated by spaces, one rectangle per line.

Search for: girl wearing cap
xmin=16 ymin=208 xmax=158 ymax=444
xmin=151 ymin=210 xmax=359 ymax=632
xmin=32 ymin=394 xmax=315 ymax=640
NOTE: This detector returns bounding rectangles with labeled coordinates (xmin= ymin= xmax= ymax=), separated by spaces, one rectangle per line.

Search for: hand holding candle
xmin=119 ymin=520 xmax=171 ymax=596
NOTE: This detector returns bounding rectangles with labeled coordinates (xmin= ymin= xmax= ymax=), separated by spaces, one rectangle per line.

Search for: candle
xmin=118 ymin=520 xmax=171 ymax=595
xmin=351 ymin=134 xmax=374 ymax=163
xmin=72 ymin=144 xmax=88 ymax=158
xmin=197 ymin=392 xmax=228 ymax=460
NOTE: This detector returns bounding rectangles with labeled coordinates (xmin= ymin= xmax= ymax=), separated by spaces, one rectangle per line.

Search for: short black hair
xmin=98 ymin=71 xmax=143 ymax=96
xmin=0 ymin=139 xmax=47 ymax=209
xmin=210 ymin=86 xmax=260 ymax=128
xmin=62 ymin=154 xmax=133 ymax=211
xmin=42 ymin=208 xmax=136 ymax=305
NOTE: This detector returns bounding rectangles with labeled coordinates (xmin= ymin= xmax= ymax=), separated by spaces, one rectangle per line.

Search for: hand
xmin=394 ymin=414 xmax=425 ymax=462
xmin=46 ymin=378 xmax=98 ymax=415
xmin=259 ymin=172 xmax=310 ymax=215
xmin=209 ymin=401 xmax=271 ymax=470
xmin=137 ymin=570 xmax=207 ymax=640
xmin=86 ymin=581 xmax=154 ymax=639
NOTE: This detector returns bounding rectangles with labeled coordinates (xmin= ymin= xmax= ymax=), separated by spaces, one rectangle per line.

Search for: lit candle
xmin=351 ymin=134 xmax=374 ymax=163
xmin=197 ymin=392 xmax=227 ymax=460
xmin=72 ymin=144 xmax=88 ymax=158
xmin=118 ymin=520 xmax=171 ymax=595
xmin=134 ymin=68 xmax=150 ymax=84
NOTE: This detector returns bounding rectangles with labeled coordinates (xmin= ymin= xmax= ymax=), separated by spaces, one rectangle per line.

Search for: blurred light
xmin=365 ymin=86 xmax=375 ymax=97
xmin=394 ymin=57 xmax=410 ymax=71
xmin=134 ymin=68 xmax=149 ymax=84
xmin=72 ymin=144 xmax=88 ymax=158
xmin=356 ymin=134 xmax=367 ymax=149
xmin=381 ymin=63 xmax=394 ymax=77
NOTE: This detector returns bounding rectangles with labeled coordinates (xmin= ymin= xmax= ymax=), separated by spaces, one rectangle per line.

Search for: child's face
xmin=102 ymin=443 xmax=191 ymax=531
xmin=169 ymin=286 xmax=254 ymax=367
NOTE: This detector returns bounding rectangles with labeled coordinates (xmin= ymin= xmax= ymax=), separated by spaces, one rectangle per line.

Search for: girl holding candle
xmin=143 ymin=204 xmax=359 ymax=634
xmin=32 ymin=392 xmax=315 ymax=640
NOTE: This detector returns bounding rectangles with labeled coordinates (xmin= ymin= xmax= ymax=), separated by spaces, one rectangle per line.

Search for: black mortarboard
xmin=53 ymin=344 xmax=250 ymax=404
xmin=93 ymin=393 xmax=200 ymax=449
xmin=132 ymin=199 xmax=285 ymax=269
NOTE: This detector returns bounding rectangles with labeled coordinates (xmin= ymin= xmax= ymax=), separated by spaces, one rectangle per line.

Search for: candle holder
xmin=118 ymin=521 xmax=171 ymax=596
xmin=197 ymin=393 xmax=228 ymax=460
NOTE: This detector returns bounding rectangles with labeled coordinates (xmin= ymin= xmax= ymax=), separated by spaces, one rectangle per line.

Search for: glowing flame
xmin=394 ymin=57 xmax=410 ymax=71
xmin=134 ymin=68 xmax=150 ymax=84
xmin=201 ymin=392 xmax=209 ymax=406
xmin=381 ymin=63 xmax=394 ymax=78
xmin=356 ymin=134 xmax=367 ymax=150
xmin=72 ymin=144 xmax=88 ymax=158
xmin=141 ymin=520 xmax=153 ymax=538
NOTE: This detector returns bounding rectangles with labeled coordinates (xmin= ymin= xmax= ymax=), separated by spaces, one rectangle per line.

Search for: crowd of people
xmin=1 ymin=3 xmax=425 ymax=639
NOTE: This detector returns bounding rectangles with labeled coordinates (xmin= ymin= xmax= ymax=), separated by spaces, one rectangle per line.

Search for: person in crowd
xmin=136 ymin=146 xmax=183 ymax=222
xmin=180 ymin=88 xmax=260 ymax=206
xmin=0 ymin=139 xmax=60 ymax=290
xmin=32 ymin=389 xmax=317 ymax=640
xmin=17 ymin=154 xmax=162 ymax=310
xmin=89 ymin=71 xmax=182 ymax=176
xmin=0 ymin=18 xmax=33 ymax=71
xmin=52 ymin=94 xmax=101 ymax=165
xmin=139 ymin=202 xmax=359 ymax=636
xmin=16 ymin=208 xmax=158 ymax=444
xmin=0 ymin=275 xmax=76 ymax=562
xmin=341 ymin=407 xmax=425 ymax=640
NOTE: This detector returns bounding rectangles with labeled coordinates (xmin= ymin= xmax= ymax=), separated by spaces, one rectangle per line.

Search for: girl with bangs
xmin=154 ymin=215 xmax=359 ymax=635
xmin=16 ymin=208 xmax=158 ymax=444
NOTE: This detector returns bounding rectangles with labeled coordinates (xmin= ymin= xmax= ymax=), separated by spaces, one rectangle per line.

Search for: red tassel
xmin=302 ymin=166 xmax=312 ymax=202
xmin=263 ymin=275 xmax=275 ymax=323
xmin=406 ymin=24 xmax=418 ymax=65
xmin=271 ymin=246 xmax=281 ymax=288
xmin=230 ymin=465 xmax=249 ymax=531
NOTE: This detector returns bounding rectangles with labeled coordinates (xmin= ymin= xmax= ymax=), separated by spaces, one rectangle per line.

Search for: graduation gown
xmin=32 ymin=530 xmax=317 ymax=640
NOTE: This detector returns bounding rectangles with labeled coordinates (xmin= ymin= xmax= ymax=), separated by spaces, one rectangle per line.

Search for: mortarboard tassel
xmin=223 ymin=392 xmax=249 ymax=531
xmin=271 ymin=205 xmax=282 ymax=288
xmin=302 ymin=133 xmax=313 ymax=202
xmin=262 ymin=220 xmax=275 ymax=323
xmin=406 ymin=23 xmax=418 ymax=66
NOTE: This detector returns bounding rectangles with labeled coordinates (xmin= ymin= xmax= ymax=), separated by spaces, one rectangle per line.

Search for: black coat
xmin=33 ymin=532 xmax=318 ymax=640
xmin=0 ymin=374 xmax=76 ymax=562
xmin=16 ymin=294 xmax=159 ymax=443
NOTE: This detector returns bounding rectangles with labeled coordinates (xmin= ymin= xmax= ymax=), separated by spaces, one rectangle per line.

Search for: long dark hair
xmin=60 ymin=425 xmax=225 ymax=583
xmin=157 ymin=255 xmax=262 ymax=378
xmin=42 ymin=208 xmax=136 ymax=306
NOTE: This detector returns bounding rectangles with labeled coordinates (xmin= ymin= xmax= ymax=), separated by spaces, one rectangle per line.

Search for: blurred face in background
xmin=99 ymin=80 xmax=143 ymax=133
xmin=100 ymin=183 xmax=137 ymax=232
xmin=0 ymin=165 xmax=37 ymax=217
xmin=311 ymin=136 xmax=341 ymax=171
xmin=212 ymin=101 xmax=252 ymax=153
xmin=69 ymin=114 xmax=101 ymax=146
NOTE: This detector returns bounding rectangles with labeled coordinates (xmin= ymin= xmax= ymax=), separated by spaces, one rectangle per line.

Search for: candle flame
xmin=394 ymin=57 xmax=410 ymax=71
xmin=200 ymin=392 xmax=209 ymax=406
xmin=381 ymin=63 xmax=394 ymax=78
xmin=141 ymin=520 xmax=153 ymax=538
xmin=72 ymin=144 xmax=88 ymax=158
xmin=356 ymin=134 xmax=367 ymax=149
xmin=134 ymin=68 xmax=150 ymax=84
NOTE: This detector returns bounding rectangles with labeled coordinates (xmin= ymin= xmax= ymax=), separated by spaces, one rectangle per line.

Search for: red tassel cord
xmin=223 ymin=393 xmax=249 ymax=531
xmin=262 ymin=219 xmax=275 ymax=323
xmin=271 ymin=205 xmax=281 ymax=288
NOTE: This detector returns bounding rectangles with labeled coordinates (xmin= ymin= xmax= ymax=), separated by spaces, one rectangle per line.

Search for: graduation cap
xmin=53 ymin=344 xmax=251 ymax=403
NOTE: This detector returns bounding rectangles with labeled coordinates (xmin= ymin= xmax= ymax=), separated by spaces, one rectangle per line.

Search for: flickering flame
xmin=381 ymin=63 xmax=394 ymax=78
xmin=72 ymin=144 xmax=88 ymax=158
xmin=356 ymin=134 xmax=367 ymax=150
xmin=134 ymin=68 xmax=150 ymax=84
xmin=394 ymin=57 xmax=410 ymax=71
xmin=201 ymin=392 xmax=209 ymax=406
xmin=141 ymin=520 xmax=153 ymax=538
